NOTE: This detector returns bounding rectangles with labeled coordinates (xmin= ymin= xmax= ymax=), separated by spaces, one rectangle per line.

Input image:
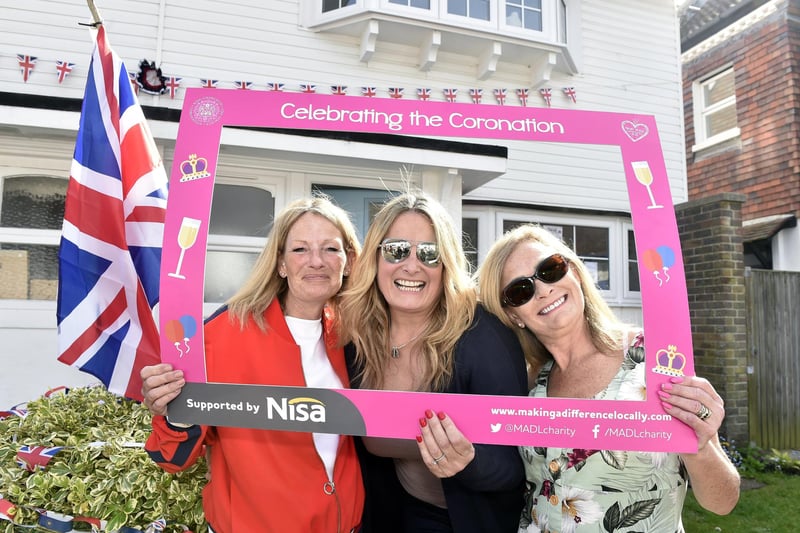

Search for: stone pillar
xmin=675 ymin=193 xmax=749 ymax=443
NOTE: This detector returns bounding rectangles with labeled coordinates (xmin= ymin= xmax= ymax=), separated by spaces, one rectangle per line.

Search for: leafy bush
xmin=0 ymin=386 xmax=207 ymax=532
xmin=720 ymin=435 xmax=800 ymax=477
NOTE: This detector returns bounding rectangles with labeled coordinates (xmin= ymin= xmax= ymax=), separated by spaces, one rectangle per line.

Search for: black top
xmin=347 ymin=305 xmax=528 ymax=533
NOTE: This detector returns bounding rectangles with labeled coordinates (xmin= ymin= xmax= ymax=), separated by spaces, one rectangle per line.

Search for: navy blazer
xmin=347 ymin=305 xmax=528 ymax=533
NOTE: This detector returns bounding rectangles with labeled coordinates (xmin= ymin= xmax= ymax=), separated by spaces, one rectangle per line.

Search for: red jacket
xmin=146 ymin=300 xmax=364 ymax=533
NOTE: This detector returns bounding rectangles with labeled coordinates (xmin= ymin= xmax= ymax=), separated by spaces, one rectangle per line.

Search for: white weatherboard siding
xmin=0 ymin=0 xmax=683 ymax=405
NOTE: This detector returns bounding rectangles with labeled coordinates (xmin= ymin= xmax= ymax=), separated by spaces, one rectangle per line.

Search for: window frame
xmin=691 ymin=67 xmax=740 ymax=151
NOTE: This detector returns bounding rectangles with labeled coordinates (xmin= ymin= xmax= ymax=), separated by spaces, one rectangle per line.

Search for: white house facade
xmin=0 ymin=0 xmax=685 ymax=406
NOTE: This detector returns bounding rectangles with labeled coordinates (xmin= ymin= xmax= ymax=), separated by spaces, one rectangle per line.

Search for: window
xmin=389 ymin=0 xmax=430 ymax=7
xmin=506 ymin=0 xmax=542 ymax=31
xmin=692 ymin=68 xmax=740 ymax=149
xmin=448 ymin=0 xmax=490 ymax=21
xmin=462 ymin=217 xmax=478 ymax=273
xmin=503 ymin=219 xmax=611 ymax=290
xmin=204 ymin=184 xmax=274 ymax=304
xmin=323 ymin=0 xmax=356 ymax=13
xmin=304 ymin=0 xmax=579 ymax=72
xmin=0 ymin=175 xmax=66 ymax=300
xmin=626 ymin=228 xmax=640 ymax=293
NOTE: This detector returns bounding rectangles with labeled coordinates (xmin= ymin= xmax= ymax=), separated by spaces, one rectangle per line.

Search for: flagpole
xmin=86 ymin=0 xmax=103 ymax=27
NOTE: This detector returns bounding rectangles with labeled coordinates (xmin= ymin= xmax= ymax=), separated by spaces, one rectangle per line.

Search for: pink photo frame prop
xmin=160 ymin=89 xmax=696 ymax=452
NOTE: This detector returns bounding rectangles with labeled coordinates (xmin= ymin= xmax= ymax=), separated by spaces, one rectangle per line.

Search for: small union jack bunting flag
xmin=267 ymin=82 xmax=284 ymax=91
xmin=0 ymin=407 xmax=28 ymax=420
xmin=469 ymin=88 xmax=483 ymax=104
xmin=16 ymin=445 xmax=64 ymax=472
xmin=165 ymin=77 xmax=182 ymax=99
xmin=493 ymin=88 xmax=507 ymax=105
xmin=129 ymin=73 xmax=140 ymax=95
xmin=17 ymin=54 xmax=37 ymax=82
xmin=201 ymin=79 xmax=218 ymax=89
xmin=331 ymin=85 xmax=348 ymax=95
xmin=300 ymin=84 xmax=317 ymax=93
xmin=0 ymin=498 xmax=17 ymax=522
xmin=388 ymin=87 xmax=404 ymax=99
xmin=234 ymin=81 xmax=252 ymax=90
xmin=443 ymin=88 xmax=458 ymax=103
xmin=539 ymin=87 xmax=552 ymax=107
xmin=517 ymin=88 xmax=530 ymax=107
xmin=55 ymin=60 xmax=75 ymax=84
xmin=417 ymin=88 xmax=431 ymax=100
xmin=361 ymin=86 xmax=376 ymax=97
xmin=563 ymin=86 xmax=577 ymax=103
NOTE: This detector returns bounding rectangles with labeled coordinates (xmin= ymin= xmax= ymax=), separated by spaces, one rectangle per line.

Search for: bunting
xmin=17 ymin=54 xmax=37 ymax=82
xmin=55 ymin=60 xmax=75 ymax=84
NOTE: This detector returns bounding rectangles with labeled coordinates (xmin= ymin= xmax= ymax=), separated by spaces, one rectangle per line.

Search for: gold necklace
xmin=390 ymin=326 xmax=426 ymax=358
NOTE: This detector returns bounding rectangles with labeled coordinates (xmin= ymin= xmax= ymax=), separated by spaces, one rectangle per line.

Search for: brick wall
xmin=683 ymin=0 xmax=800 ymax=222
xmin=675 ymin=193 xmax=749 ymax=443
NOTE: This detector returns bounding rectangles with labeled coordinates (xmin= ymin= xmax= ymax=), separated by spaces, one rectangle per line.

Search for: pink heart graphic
xmin=621 ymin=120 xmax=649 ymax=142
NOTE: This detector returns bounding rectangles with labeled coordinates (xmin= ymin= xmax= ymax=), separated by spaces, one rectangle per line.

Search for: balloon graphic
xmin=165 ymin=319 xmax=185 ymax=358
xmin=178 ymin=315 xmax=198 ymax=355
xmin=642 ymin=246 xmax=676 ymax=286
xmin=656 ymin=245 xmax=675 ymax=283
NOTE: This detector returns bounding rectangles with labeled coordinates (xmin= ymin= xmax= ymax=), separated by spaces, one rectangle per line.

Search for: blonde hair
xmin=339 ymin=191 xmax=476 ymax=392
xmin=227 ymin=195 xmax=361 ymax=330
xmin=476 ymin=224 xmax=627 ymax=366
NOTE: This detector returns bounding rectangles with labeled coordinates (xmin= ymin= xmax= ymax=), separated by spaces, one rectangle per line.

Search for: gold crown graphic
xmin=651 ymin=345 xmax=687 ymax=377
xmin=179 ymin=154 xmax=211 ymax=182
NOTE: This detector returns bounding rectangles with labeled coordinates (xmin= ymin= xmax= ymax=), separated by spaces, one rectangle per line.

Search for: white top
xmin=285 ymin=315 xmax=342 ymax=481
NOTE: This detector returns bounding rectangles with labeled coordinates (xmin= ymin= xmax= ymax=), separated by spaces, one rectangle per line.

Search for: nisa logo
xmin=266 ymin=396 xmax=326 ymax=423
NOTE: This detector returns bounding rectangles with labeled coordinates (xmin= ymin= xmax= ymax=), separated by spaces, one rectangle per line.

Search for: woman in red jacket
xmin=140 ymin=196 xmax=364 ymax=533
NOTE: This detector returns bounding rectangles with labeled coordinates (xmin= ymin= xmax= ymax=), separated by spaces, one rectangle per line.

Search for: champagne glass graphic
xmin=631 ymin=161 xmax=663 ymax=209
xmin=168 ymin=217 xmax=202 ymax=279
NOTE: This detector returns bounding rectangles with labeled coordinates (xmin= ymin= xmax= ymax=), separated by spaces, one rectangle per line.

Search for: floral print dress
xmin=518 ymin=332 xmax=688 ymax=533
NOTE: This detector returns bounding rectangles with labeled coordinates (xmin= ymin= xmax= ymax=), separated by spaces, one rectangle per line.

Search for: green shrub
xmin=0 ymin=386 xmax=207 ymax=532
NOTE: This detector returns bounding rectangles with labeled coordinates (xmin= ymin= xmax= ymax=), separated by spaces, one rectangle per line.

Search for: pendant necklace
xmin=390 ymin=326 xmax=426 ymax=358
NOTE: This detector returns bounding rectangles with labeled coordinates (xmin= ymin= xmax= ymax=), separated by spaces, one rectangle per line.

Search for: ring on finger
xmin=432 ymin=452 xmax=446 ymax=465
xmin=695 ymin=403 xmax=712 ymax=421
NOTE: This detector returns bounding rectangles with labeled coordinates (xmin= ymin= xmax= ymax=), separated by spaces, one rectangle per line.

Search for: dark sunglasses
xmin=378 ymin=239 xmax=440 ymax=267
xmin=501 ymin=253 xmax=570 ymax=307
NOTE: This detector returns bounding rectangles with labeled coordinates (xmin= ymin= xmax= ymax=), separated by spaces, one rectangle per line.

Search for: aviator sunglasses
xmin=501 ymin=253 xmax=570 ymax=307
xmin=378 ymin=238 xmax=441 ymax=267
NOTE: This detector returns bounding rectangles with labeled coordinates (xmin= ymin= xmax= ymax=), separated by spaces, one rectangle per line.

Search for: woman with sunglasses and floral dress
xmin=477 ymin=224 xmax=740 ymax=533
xmin=338 ymin=191 xmax=528 ymax=533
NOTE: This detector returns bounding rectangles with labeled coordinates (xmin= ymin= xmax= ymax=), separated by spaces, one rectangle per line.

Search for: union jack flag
xmin=493 ymin=88 xmax=507 ymax=105
xmin=0 ymin=406 xmax=28 ymax=420
xmin=0 ymin=498 xmax=16 ymax=522
xmin=417 ymin=88 xmax=431 ymax=100
xmin=56 ymin=26 xmax=168 ymax=402
xmin=17 ymin=54 xmax=37 ymax=82
xmin=16 ymin=445 xmax=64 ymax=471
xmin=539 ymin=87 xmax=552 ymax=107
xmin=331 ymin=85 xmax=348 ymax=96
xmin=361 ymin=86 xmax=376 ymax=97
xmin=388 ymin=87 xmax=404 ymax=99
xmin=267 ymin=82 xmax=284 ymax=91
xmin=235 ymin=80 xmax=252 ymax=90
xmin=469 ymin=88 xmax=483 ymax=104
xmin=165 ymin=76 xmax=182 ymax=99
xmin=56 ymin=60 xmax=75 ymax=84
xmin=200 ymin=79 xmax=218 ymax=89
xmin=148 ymin=518 xmax=168 ymax=532
xmin=563 ymin=86 xmax=577 ymax=103
xmin=517 ymin=88 xmax=530 ymax=107
xmin=443 ymin=88 xmax=458 ymax=103
xmin=300 ymin=84 xmax=317 ymax=94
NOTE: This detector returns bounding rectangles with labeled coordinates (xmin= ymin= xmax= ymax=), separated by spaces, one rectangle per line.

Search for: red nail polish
xmin=425 ymin=409 xmax=434 ymax=419
xmin=419 ymin=417 xmax=427 ymax=427
xmin=416 ymin=435 xmax=423 ymax=443
xmin=437 ymin=411 xmax=446 ymax=421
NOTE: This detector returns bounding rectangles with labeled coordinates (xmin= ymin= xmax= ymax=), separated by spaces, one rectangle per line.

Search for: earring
xmin=517 ymin=321 xmax=525 ymax=329
xmin=279 ymin=271 xmax=286 ymax=278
